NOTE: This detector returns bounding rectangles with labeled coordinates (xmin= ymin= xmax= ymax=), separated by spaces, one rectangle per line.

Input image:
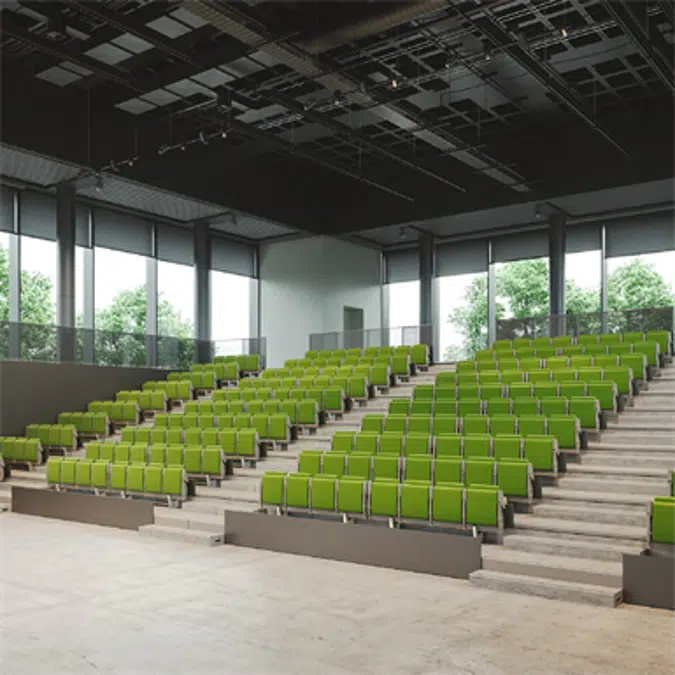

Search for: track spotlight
xmin=181 ymin=144 xmax=186 ymax=151
xmin=399 ymin=226 xmax=408 ymax=241
xmin=221 ymin=129 xmax=227 ymax=139
xmin=534 ymin=203 xmax=542 ymax=219
xmin=561 ymin=27 xmax=568 ymax=38
xmin=128 ymin=157 xmax=135 ymax=167
xmin=482 ymin=40 xmax=492 ymax=61
xmin=109 ymin=160 xmax=119 ymax=173
xmin=333 ymin=89 xmax=342 ymax=106
xmin=95 ymin=174 xmax=103 ymax=193
xmin=392 ymin=78 xmax=398 ymax=89
xmin=199 ymin=131 xmax=209 ymax=147
xmin=158 ymin=144 xmax=169 ymax=156
xmin=303 ymin=98 xmax=317 ymax=112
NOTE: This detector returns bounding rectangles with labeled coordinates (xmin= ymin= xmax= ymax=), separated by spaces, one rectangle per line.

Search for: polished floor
xmin=1 ymin=513 xmax=673 ymax=675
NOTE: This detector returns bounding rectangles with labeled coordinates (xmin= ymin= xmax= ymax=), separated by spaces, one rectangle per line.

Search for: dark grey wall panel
xmin=93 ymin=208 xmax=153 ymax=255
xmin=606 ymin=211 xmax=675 ymax=257
xmin=20 ymin=190 xmax=56 ymax=240
xmin=12 ymin=487 xmax=155 ymax=530
xmin=157 ymin=223 xmax=194 ymax=265
xmin=225 ymin=511 xmax=482 ymax=579
xmin=1 ymin=185 xmax=14 ymax=232
xmin=492 ymin=229 xmax=548 ymax=263
xmin=0 ymin=361 xmax=171 ymax=436
xmin=76 ymin=203 xmax=90 ymax=247
xmin=436 ymin=240 xmax=489 ymax=277
xmin=623 ymin=551 xmax=675 ymax=610
xmin=566 ymin=224 xmax=601 ymax=254
xmin=385 ymin=247 xmax=419 ymax=283
xmin=211 ymin=235 xmax=255 ymax=277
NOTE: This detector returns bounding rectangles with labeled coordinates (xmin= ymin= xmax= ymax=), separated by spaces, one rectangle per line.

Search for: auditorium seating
xmin=118 ymin=428 xmax=261 ymax=460
xmin=650 ymin=497 xmax=675 ymax=545
xmin=298 ymin=451 xmax=534 ymax=499
xmin=85 ymin=442 xmax=229 ymax=483
xmin=261 ymin=472 xmax=504 ymax=530
xmin=0 ymin=437 xmax=44 ymax=465
xmin=46 ymin=457 xmax=188 ymax=505
xmin=320 ymin=430 xmax=558 ymax=471
xmin=25 ymin=424 xmax=77 ymax=451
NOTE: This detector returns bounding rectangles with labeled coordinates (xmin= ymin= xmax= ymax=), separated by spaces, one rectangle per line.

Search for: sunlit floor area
xmin=1 ymin=514 xmax=673 ymax=675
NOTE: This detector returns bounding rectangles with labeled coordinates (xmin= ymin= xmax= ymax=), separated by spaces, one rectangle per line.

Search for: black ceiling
xmin=1 ymin=0 xmax=673 ymax=236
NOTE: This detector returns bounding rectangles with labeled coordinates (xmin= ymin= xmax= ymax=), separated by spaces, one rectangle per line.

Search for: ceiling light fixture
xmin=199 ymin=131 xmax=209 ymax=147
xmin=95 ymin=174 xmax=103 ymax=193
xmin=392 ymin=78 xmax=398 ymax=89
xmin=181 ymin=144 xmax=186 ymax=151
xmin=399 ymin=226 xmax=408 ymax=241
xmin=333 ymin=89 xmax=343 ymax=106
xmin=561 ymin=27 xmax=568 ymax=38
xmin=534 ymin=203 xmax=542 ymax=219
xmin=221 ymin=129 xmax=227 ymax=139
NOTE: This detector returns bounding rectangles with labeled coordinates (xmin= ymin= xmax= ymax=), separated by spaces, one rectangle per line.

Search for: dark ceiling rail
xmin=602 ymin=0 xmax=675 ymax=95
xmin=451 ymin=5 xmax=632 ymax=159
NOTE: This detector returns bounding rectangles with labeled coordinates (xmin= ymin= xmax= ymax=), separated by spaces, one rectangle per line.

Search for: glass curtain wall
xmin=211 ymin=271 xmax=251 ymax=354
xmin=387 ymin=280 xmax=420 ymax=346
xmin=0 ymin=231 xmax=9 ymax=322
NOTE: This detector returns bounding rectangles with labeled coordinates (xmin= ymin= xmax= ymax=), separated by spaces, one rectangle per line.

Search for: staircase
xmin=471 ymin=363 xmax=675 ymax=607
xmin=138 ymin=364 xmax=448 ymax=545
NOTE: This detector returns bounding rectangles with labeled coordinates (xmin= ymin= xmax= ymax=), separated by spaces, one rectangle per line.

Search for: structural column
xmin=193 ymin=223 xmax=211 ymax=363
xmin=419 ymin=232 xmax=434 ymax=357
xmin=56 ymin=184 xmax=76 ymax=362
xmin=548 ymin=212 xmax=566 ymax=337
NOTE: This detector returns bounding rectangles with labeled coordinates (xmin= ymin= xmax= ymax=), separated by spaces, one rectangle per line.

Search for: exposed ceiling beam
xmin=0 ymin=12 xmax=133 ymax=86
xmin=460 ymin=7 xmax=631 ymax=158
xmin=657 ymin=1 xmax=675 ymax=28
xmin=602 ymin=0 xmax=675 ymax=95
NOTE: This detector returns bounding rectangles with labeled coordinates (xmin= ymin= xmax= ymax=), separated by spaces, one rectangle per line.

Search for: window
xmin=94 ymin=247 xmax=147 ymax=366
xmin=211 ymin=271 xmax=251 ymax=355
xmin=494 ymin=256 xmax=550 ymax=322
xmin=20 ymin=236 xmax=57 ymax=361
xmin=75 ymin=246 xmax=86 ymax=322
xmin=439 ymin=272 xmax=488 ymax=362
xmin=607 ymin=252 xmax=675 ymax=331
xmin=157 ymin=261 xmax=194 ymax=338
xmin=387 ymin=280 xmax=419 ymax=346
xmin=0 ymin=232 xmax=9 ymax=322
xmin=565 ymin=249 xmax=602 ymax=333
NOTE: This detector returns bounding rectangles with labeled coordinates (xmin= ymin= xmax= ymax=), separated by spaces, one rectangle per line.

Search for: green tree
xmin=443 ymin=257 xmax=675 ymax=361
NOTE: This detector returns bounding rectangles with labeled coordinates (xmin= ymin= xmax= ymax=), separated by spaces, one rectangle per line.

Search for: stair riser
xmin=581 ymin=454 xmax=675 ymax=468
xmin=607 ymin=424 xmax=675 ymax=433
xmin=558 ymin=478 xmax=669 ymax=495
xmin=154 ymin=515 xmax=224 ymax=534
xmin=138 ymin=526 xmax=224 ymax=546
xmin=482 ymin=558 xmax=622 ymax=589
xmin=503 ymin=536 xmax=636 ymax=562
xmin=565 ymin=469 xmax=669 ymax=481
xmin=532 ymin=505 xmax=647 ymax=527
xmin=514 ymin=527 xmax=644 ymax=546
xmin=469 ymin=572 xmax=621 ymax=607
xmin=541 ymin=490 xmax=650 ymax=507
xmin=600 ymin=432 xmax=675 ymax=444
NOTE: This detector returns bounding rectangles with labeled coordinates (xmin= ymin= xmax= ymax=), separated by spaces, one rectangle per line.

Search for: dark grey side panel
xmin=623 ymin=551 xmax=675 ymax=610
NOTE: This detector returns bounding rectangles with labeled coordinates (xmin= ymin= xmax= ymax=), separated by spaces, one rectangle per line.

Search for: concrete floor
xmin=1 ymin=514 xmax=674 ymax=675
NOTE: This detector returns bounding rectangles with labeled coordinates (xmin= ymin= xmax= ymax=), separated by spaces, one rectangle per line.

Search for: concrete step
xmin=182 ymin=497 xmax=256 ymax=515
xmin=532 ymin=501 xmax=647 ymax=527
xmin=566 ymin=464 xmax=670 ymax=479
xmin=154 ymin=508 xmax=224 ymax=534
xmin=196 ymin=484 xmax=260 ymax=503
xmin=639 ymin=389 xmax=675 ymax=398
xmin=481 ymin=545 xmax=622 ymax=587
xmin=598 ymin=430 xmax=675 ymax=445
xmin=138 ymin=523 xmax=224 ymax=546
xmin=586 ymin=441 xmax=675 ymax=455
xmin=557 ymin=475 xmax=669 ymax=496
xmin=616 ymin=410 xmax=675 ymax=420
xmin=541 ymin=487 xmax=652 ymax=507
xmin=502 ymin=532 xmax=641 ymax=562
xmin=580 ymin=451 xmax=675 ymax=469
xmin=266 ymin=450 xmax=301 ymax=461
xmin=606 ymin=421 xmax=675 ymax=433
xmin=513 ymin=514 xmax=647 ymax=542
xmin=469 ymin=569 xmax=621 ymax=607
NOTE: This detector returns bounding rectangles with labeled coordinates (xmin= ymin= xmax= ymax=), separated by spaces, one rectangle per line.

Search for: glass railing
xmin=0 ymin=321 xmax=266 ymax=370
xmin=496 ymin=307 xmax=674 ymax=341
xmin=309 ymin=324 xmax=434 ymax=357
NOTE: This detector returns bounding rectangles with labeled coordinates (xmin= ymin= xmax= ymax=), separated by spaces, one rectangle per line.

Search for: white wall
xmin=260 ymin=236 xmax=381 ymax=367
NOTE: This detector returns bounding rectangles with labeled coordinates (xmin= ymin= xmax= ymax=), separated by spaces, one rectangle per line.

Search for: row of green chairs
xmin=261 ymin=365 xmax=390 ymax=389
xmin=166 ymin=363 xmax=240 ymax=384
xmin=183 ymin=399 xmax=317 ymax=425
xmin=85 ymin=443 xmax=229 ymax=481
xmin=415 ymin=383 xmax=616 ymax=412
xmin=47 ymin=458 xmax=188 ymax=504
xmin=298 ymin=452 xmax=533 ymax=498
xmin=213 ymin=386 xmax=344 ymax=413
xmin=233 ymin=377 xmax=368 ymax=401
xmin=361 ymin=414 xmax=579 ymax=448
xmin=116 ymin=390 xmax=167 ymax=411
xmin=25 ymin=424 xmax=77 ymax=450
xmin=491 ymin=330 xmax=669 ymax=351
xmin=85 ymin=402 xmax=140 ymax=425
xmin=328 ymin=431 xmax=558 ymax=470
xmin=394 ymin=395 xmax=599 ymax=429
xmin=53 ymin=412 xmax=109 ymax=437
xmin=212 ymin=354 xmax=261 ymax=372
xmin=261 ymin=473 xmax=503 ymax=529
xmin=649 ymin=497 xmax=675 ymax=545
xmin=0 ymin=437 xmax=43 ymax=464
xmin=93 ymin=429 xmax=260 ymax=461
xmin=141 ymin=380 xmax=194 ymax=401
xmin=302 ymin=343 xmax=429 ymax=364
xmin=154 ymin=411 xmax=300 ymax=436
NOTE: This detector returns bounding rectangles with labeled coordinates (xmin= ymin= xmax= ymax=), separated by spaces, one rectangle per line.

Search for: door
xmin=343 ymin=307 xmax=364 ymax=350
